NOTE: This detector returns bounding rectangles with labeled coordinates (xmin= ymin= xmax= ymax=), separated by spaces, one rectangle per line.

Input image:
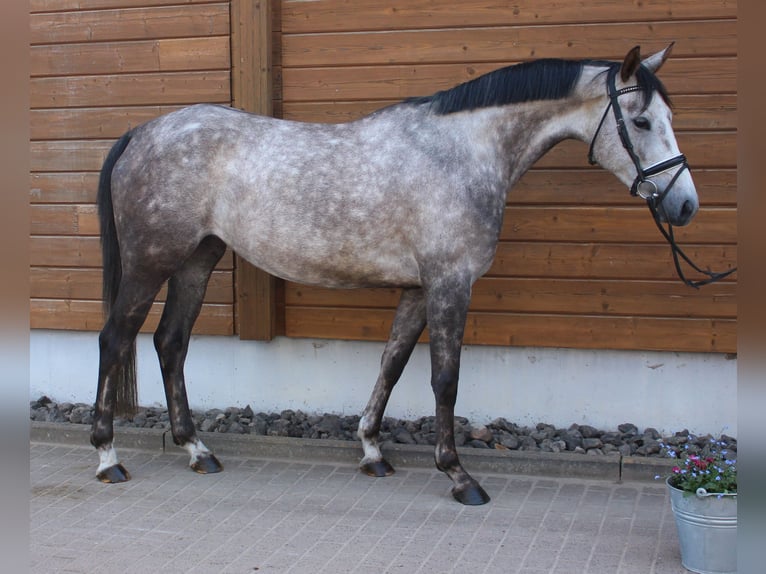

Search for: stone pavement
xmin=30 ymin=425 xmax=688 ymax=574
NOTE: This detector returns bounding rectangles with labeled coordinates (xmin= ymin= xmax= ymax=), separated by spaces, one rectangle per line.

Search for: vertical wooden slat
xmin=231 ymin=0 xmax=278 ymax=340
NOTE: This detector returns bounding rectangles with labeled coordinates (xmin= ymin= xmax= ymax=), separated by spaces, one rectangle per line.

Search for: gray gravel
xmin=29 ymin=395 xmax=735 ymax=458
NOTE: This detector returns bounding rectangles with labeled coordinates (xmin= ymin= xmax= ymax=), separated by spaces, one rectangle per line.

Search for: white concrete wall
xmin=30 ymin=329 xmax=737 ymax=436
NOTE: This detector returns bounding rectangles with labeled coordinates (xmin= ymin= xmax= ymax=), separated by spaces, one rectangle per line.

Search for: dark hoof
xmin=97 ymin=463 xmax=131 ymax=484
xmin=360 ymin=459 xmax=395 ymax=477
xmin=452 ymin=482 xmax=491 ymax=505
xmin=191 ymin=453 xmax=223 ymax=474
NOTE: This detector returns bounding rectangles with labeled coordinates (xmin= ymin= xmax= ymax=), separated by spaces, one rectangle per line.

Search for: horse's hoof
xmin=191 ymin=453 xmax=223 ymax=474
xmin=360 ymin=459 xmax=395 ymax=477
xmin=451 ymin=482 xmax=491 ymax=505
xmin=97 ymin=463 xmax=131 ymax=484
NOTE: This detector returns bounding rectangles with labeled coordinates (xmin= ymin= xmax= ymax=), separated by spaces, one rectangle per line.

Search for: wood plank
xmin=283 ymin=277 xmax=736 ymax=319
xmin=29 ymin=236 xmax=735 ymax=284
xmin=30 ymin=71 xmax=231 ymax=109
xmin=284 ymin=307 xmax=736 ymax=353
xmin=31 ymin=0 xmax=218 ymax=13
xmin=30 ymin=106 xmax=185 ymax=141
xmin=30 ymin=4 xmax=230 ymax=45
xmin=27 ymin=167 xmax=737 ymax=208
xmin=488 ymin=242 xmax=738 ymax=281
xmin=534 ymin=132 xmax=735 ymax=170
xmin=463 ymin=312 xmax=736 ymax=353
xmin=509 ymin=169 xmax=736 ymax=207
xmin=30 ymin=267 xmax=233 ymax=303
xmin=30 ymin=172 xmax=100 ymax=203
xmin=30 ymin=236 xmax=101 ymax=267
xmin=30 ymin=130 xmax=733 ymax=175
xmin=281 ymin=0 xmax=737 ymax=34
xmin=673 ymin=94 xmax=738 ymax=131
xmin=30 ymin=236 xmax=235 ymax=269
xmin=282 ymin=21 xmax=736 ymax=68
xmin=280 ymin=94 xmax=737 ymax=132
xmin=30 ymin=204 xmax=99 ymax=236
xmin=500 ymin=206 xmax=737 ymax=244
xmin=31 ymin=299 xmax=234 ymax=335
xmin=31 ymin=37 xmax=230 ymax=77
xmin=281 ymin=59 xmax=735 ymax=102
xmin=232 ymin=0 xmax=279 ymax=341
xmin=30 ymin=141 xmax=113 ymax=173
xmin=29 ymin=193 xmax=736 ymax=245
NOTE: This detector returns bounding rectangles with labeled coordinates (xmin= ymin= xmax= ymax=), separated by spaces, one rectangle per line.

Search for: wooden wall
xmin=29 ymin=0 xmax=737 ymax=354
xmin=275 ymin=0 xmax=737 ymax=353
xmin=29 ymin=0 xmax=234 ymax=335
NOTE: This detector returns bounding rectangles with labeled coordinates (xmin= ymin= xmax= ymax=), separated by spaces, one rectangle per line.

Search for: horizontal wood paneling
xmin=30 ymin=71 xmax=231 ymax=109
xmin=280 ymin=93 xmax=738 ymax=131
xmin=31 ymin=299 xmax=233 ymax=334
xmin=31 ymin=0 xmax=219 ymax=12
xmin=281 ymin=21 xmax=736 ymax=68
xmin=30 ymin=0 xmax=234 ymax=335
xmin=29 ymin=106 xmax=185 ymax=141
xmin=281 ymin=0 xmax=737 ymax=33
xmin=30 ymin=130 xmax=734 ymax=175
xmin=533 ymin=133 xmax=735 ymax=169
xmin=29 ymin=167 xmax=735 ymax=207
xmin=30 ymin=267 xmax=234 ymax=303
xmin=31 ymin=36 xmax=230 ymax=76
xmin=487 ymin=242 xmax=737 ymax=281
xmin=30 ymin=0 xmax=737 ymax=352
xmin=30 ymin=236 xmax=234 ymax=269
xmin=30 ymin=3 xmax=230 ymax=44
xmin=30 ymin=173 xmax=100 ymax=203
xmin=284 ymin=307 xmax=736 ymax=353
xmin=281 ymin=59 xmax=736 ymax=103
xmin=277 ymin=0 xmax=737 ymax=353
xmin=508 ymin=169 xmax=736 ymax=206
xmin=286 ymin=278 xmax=736 ymax=318
xmin=499 ymin=206 xmax=737 ymax=244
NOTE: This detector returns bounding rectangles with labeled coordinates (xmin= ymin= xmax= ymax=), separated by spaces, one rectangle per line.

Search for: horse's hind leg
xmin=153 ymin=235 xmax=227 ymax=474
xmin=92 ymin=278 xmax=165 ymax=483
xmin=358 ymin=288 xmax=426 ymax=477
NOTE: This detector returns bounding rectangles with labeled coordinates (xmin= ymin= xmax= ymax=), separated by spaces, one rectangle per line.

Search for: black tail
xmin=97 ymin=131 xmax=137 ymax=419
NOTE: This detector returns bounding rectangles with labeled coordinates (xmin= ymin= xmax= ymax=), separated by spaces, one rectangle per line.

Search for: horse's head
xmin=588 ymin=44 xmax=698 ymax=226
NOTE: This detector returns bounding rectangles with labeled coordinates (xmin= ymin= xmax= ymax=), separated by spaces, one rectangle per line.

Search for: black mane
xmin=407 ymin=58 xmax=671 ymax=115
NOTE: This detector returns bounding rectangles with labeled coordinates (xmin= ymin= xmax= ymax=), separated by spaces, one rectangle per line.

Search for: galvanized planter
xmin=667 ymin=478 xmax=737 ymax=574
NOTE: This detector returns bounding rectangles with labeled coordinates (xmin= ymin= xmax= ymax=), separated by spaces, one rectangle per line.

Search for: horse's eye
xmin=633 ymin=116 xmax=651 ymax=130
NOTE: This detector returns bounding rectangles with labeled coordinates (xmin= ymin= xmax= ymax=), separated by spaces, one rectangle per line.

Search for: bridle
xmin=587 ymin=66 xmax=736 ymax=288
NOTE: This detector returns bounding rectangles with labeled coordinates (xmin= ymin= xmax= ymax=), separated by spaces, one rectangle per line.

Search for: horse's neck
xmin=492 ymin=96 xmax=596 ymax=188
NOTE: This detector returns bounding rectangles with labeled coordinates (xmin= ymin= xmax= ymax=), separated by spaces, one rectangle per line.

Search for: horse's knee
xmin=431 ymin=371 xmax=459 ymax=406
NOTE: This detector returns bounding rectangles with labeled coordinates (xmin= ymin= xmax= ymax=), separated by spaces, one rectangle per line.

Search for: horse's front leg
xmin=358 ymin=288 xmax=427 ymax=476
xmin=426 ymin=276 xmax=490 ymax=505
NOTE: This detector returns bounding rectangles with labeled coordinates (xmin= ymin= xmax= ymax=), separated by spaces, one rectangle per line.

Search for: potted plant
xmin=657 ymin=434 xmax=737 ymax=574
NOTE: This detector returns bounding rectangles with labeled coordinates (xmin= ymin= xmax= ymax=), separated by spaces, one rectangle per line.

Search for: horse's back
xmin=110 ymin=103 xmax=499 ymax=288
xmin=111 ymin=104 xmax=428 ymax=287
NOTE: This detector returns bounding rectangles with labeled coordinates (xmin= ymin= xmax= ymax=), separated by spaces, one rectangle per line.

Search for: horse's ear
xmin=620 ymin=46 xmax=642 ymax=82
xmin=641 ymin=42 xmax=675 ymax=74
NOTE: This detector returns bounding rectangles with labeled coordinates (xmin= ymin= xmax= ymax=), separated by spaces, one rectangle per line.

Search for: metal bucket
xmin=667 ymin=479 xmax=737 ymax=574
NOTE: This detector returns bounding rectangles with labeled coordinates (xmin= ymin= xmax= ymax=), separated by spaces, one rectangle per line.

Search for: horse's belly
xmin=231 ymin=235 xmax=422 ymax=289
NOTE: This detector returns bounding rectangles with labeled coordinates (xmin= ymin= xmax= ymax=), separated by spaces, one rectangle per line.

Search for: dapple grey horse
xmin=91 ymin=44 xmax=697 ymax=505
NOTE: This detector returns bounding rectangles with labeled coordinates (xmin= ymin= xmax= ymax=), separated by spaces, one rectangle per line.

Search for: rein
xmin=588 ymin=66 xmax=736 ymax=289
